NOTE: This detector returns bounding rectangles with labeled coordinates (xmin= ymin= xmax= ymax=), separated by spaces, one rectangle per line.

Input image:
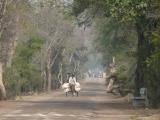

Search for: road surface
xmin=0 ymin=78 xmax=153 ymax=120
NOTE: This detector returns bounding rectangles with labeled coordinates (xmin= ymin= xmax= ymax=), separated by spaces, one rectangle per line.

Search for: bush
xmin=4 ymin=36 xmax=44 ymax=98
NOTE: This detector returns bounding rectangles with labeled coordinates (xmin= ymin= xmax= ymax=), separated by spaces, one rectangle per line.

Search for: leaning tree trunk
xmin=0 ymin=63 xmax=6 ymax=99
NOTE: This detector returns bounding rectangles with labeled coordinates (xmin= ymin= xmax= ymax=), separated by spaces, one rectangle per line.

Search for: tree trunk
xmin=0 ymin=63 xmax=6 ymax=99
xmin=7 ymin=14 xmax=20 ymax=67
xmin=58 ymin=63 xmax=63 ymax=86
xmin=42 ymin=71 xmax=47 ymax=91
xmin=134 ymin=19 xmax=153 ymax=96
xmin=0 ymin=0 xmax=7 ymax=39
xmin=47 ymin=66 xmax=52 ymax=92
xmin=135 ymin=23 xmax=145 ymax=96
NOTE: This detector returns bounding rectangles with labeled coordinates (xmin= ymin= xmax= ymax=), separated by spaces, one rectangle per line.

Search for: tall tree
xmin=72 ymin=0 xmax=160 ymax=107
xmin=0 ymin=0 xmax=8 ymax=99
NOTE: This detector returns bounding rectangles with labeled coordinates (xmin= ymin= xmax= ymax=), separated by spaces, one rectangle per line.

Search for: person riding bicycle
xmin=68 ymin=74 xmax=77 ymax=95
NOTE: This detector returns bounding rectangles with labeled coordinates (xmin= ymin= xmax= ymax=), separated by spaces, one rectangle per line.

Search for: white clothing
xmin=69 ymin=77 xmax=76 ymax=85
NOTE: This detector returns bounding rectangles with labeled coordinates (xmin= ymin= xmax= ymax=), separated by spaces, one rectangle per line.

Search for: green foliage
xmin=145 ymin=32 xmax=160 ymax=107
xmin=4 ymin=36 xmax=45 ymax=98
xmin=4 ymin=68 xmax=20 ymax=98
xmin=97 ymin=18 xmax=134 ymax=55
xmin=72 ymin=0 xmax=138 ymax=90
xmin=72 ymin=0 xmax=149 ymax=22
xmin=72 ymin=0 xmax=160 ymax=107
xmin=96 ymin=17 xmax=137 ymax=81
xmin=105 ymin=0 xmax=148 ymax=22
xmin=72 ymin=0 xmax=90 ymax=16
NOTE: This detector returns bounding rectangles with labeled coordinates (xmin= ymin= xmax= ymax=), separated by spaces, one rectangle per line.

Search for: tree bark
xmin=46 ymin=50 xmax=59 ymax=92
xmin=7 ymin=14 xmax=20 ymax=67
xmin=134 ymin=19 xmax=153 ymax=96
xmin=58 ymin=63 xmax=63 ymax=86
xmin=0 ymin=63 xmax=6 ymax=99
xmin=47 ymin=52 xmax=52 ymax=92
xmin=47 ymin=66 xmax=52 ymax=92
xmin=135 ymin=23 xmax=145 ymax=96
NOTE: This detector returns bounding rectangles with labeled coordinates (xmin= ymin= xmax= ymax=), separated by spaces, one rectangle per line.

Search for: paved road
xmin=0 ymin=79 xmax=149 ymax=120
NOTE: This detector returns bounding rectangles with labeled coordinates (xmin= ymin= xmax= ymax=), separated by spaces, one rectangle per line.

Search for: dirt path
xmin=0 ymin=78 xmax=159 ymax=120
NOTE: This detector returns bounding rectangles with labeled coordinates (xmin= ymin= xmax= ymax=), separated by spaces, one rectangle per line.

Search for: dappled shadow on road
xmin=11 ymin=98 xmax=133 ymax=111
xmin=9 ymin=81 xmax=134 ymax=112
xmin=97 ymin=101 xmax=133 ymax=110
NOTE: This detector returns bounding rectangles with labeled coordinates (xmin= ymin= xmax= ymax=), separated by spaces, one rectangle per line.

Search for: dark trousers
xmin=69 ymin=84 xmax=75 ymax=94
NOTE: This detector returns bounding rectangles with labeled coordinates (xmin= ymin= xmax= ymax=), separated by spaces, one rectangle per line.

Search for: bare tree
xmin=0 ymin=0 xmax=8 ymax=99
xmin=32 ymin=6 xmax=73 ymax=91
xmin=0 ymin=0 xmax=28 ymax=98
xmin=0 ymin=63 xmax=6 ymax=99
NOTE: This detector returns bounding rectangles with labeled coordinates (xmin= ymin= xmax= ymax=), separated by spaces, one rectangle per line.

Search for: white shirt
xmin=69 ymin=77 xmax=76 ymax=85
